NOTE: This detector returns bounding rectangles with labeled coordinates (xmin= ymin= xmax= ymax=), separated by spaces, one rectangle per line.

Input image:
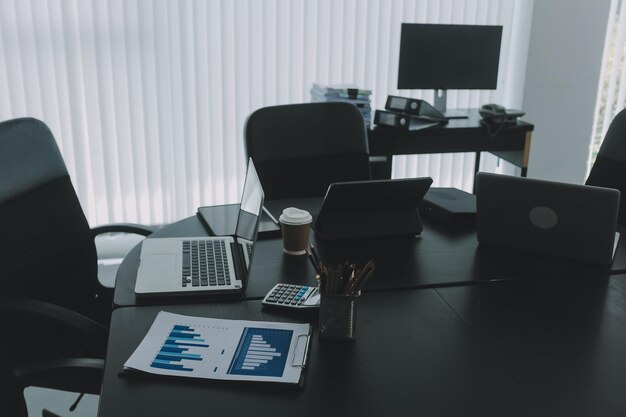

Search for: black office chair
xmin=0 ymin=117 xmax=155 ymax=326
xmin=0 ymin=117 xmax=156 ymax=370
xmin=586 ymin=108 xmax=626 ymax=226
xmin=244 ymin=102 xmax=371 ymax=199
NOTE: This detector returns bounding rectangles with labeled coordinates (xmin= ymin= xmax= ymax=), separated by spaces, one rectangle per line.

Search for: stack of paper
xmin=311 ymin=83 xmax=372 ymax=128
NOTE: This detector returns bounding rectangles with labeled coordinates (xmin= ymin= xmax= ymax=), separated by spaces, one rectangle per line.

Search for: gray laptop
xmin=476 ymin=172 xmax=620 ymax=265
xmin=135 ymin=158 xmax=264 ymax=297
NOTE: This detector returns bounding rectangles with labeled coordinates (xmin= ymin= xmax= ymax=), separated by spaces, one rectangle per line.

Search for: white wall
xmin=524 ymin=0 xmax=612 ymax=183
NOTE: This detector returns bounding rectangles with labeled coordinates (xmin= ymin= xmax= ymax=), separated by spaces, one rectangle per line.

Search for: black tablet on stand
xmin=313 ymin=177 xmax=433 ymax=240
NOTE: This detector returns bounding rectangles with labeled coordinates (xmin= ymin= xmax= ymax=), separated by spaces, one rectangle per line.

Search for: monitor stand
xmin=433 ymin=89 xmax=469 ymax=119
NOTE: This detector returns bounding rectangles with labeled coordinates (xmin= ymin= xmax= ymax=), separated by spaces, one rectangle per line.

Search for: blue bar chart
xmin=125 ymin=312 xmax=309 ymax=383
xmin=150 ymin=324 xmax=209 ymax=372
xmin=228 ymin=327 xmax=293 ymax=377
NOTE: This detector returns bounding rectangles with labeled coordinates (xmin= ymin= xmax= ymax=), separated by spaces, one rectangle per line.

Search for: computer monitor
xmin=397 ymin=23 xmax=503 ymax=117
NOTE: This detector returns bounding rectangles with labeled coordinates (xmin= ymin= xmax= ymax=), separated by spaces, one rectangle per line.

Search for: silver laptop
xmin=476 ymin=172 xmax=620 ymax=265
xmin=135 ymin=158 xmax=264 ymax=297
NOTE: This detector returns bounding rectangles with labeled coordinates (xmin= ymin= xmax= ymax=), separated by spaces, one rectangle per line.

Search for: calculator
xmin=261 ymin=284 xmax=320 ymax=309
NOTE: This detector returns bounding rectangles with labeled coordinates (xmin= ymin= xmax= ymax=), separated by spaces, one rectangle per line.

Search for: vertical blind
xmin=590 ymin=0 xmax=626 ymax=166
xmin=0 ymin=0 xmax=533 ymax=226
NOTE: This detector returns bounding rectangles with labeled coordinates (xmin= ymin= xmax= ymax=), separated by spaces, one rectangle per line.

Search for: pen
xmin=344 ymin=267 xmax=355 ymax=295
xmin=350 ymin=260 xmax=372 ymax=286
xmin=329 ymin=265 xmax=339 ymax=294
xmin=306 ymin=248 xmax=320 ymax=275
xmin=319 ymin=264 xmax=327 ymax=293
xmin=309 ymin=243 xmax=321 ymax=267
xmin=350 ymin=268 xmax=375 ymax=295
xmin=340 ymin=261 xmax=351 ymax=294
xmin=347 ymin=260 xmax=375 ymax=295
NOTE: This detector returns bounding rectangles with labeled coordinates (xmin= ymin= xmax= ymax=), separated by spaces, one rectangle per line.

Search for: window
xmin=589 ymin=0 xmax=626 ymax=170
xmin=0 ymin=0 xmax=533 ymax=225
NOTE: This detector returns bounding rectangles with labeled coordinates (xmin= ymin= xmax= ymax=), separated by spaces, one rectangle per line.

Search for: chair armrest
xmin=15 ymin=358 xmax=104 ymax=394
xmin=91 ymin=223 xmax=159 ymax=237
xmin=0 ymin=297 xmax=107 ymax=339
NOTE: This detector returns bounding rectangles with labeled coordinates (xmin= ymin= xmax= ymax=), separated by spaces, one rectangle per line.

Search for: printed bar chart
xmin=124 ymin=312 xmax=310 ymax=384
xmin=150 ymin=324 xmax=209 ymax=372
xmin=228 ymin=327 xmax=293 ymax=377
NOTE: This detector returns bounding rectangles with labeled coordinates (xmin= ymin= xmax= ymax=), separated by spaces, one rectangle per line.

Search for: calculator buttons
xmin=262 ymin=284 xmax=319 ymax=309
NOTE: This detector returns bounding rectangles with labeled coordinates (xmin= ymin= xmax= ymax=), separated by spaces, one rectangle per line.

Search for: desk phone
xmin=262 ymin=284 xmax=320 ymax=309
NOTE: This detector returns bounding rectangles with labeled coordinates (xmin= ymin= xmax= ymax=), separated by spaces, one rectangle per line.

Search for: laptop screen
xmin=236 ymin=158 xmax=265 ymax=241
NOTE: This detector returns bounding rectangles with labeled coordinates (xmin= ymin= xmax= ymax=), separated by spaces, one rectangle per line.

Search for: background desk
xmin=368 ymin=110 xmax=534 ymax=180
xmin=98 ymin=291 xmax=541 ymax=417
xmin=113 ymin=207 xmax=626 ymax=308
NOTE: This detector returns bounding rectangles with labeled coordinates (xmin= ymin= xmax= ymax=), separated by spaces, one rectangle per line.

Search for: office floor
xmin=25 ymin=388 xmax=99 ymax=417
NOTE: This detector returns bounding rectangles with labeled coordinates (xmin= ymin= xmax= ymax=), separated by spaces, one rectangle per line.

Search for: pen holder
xmin=318 ymin=293 xmax=358 ymax=341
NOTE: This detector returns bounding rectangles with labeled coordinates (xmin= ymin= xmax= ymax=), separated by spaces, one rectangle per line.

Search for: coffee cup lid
xmin=279 ymin=207 xmax=312 ymax=225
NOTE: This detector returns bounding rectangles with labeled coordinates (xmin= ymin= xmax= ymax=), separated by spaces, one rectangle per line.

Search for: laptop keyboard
xmin=181 ymin=240 xmax=231 ymax=288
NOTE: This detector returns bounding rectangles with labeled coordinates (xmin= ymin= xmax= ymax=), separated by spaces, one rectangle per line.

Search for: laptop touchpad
xmin=141 ymin=254 xmax=177 ymax=274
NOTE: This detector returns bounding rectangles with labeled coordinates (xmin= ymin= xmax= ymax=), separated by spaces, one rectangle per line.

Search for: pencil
xmin=347 ymin=260 xmax=375 ymax=295
xmin=351 ymin=268 xmax=375 ymax=295
xmin=309 ymin=243 xmax=321 ymax=267
xmin=306 ymin=248 xmax=320 ymax=274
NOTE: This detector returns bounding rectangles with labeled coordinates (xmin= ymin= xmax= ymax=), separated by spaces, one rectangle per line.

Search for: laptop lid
xmin=235 ymin=158 xmax=264 ymax=242
xmin=313 ymin=177 xmax=433 ymax=240
xmin=475 ymin=172 xmax=620 ymax=265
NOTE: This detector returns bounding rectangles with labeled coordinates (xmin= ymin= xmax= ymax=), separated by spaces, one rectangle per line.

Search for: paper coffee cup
xmin=279 ymin=207 xmax=312 ymax=255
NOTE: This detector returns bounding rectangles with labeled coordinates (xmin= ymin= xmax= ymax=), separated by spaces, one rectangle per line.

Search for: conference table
xmin=113 ymin=198 xmax=626 ymax=308
xmin=100 ymin=274 xmax=626 ymax=417
xmin=100 ymin=199 xmax=626 ymax=417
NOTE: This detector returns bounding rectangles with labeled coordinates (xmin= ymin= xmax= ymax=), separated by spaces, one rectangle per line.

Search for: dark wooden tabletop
xmin=99 ymin=290 xmax=543 ymax=417
xmin=104 ymin=197 xmax=626 ymax=417
xmin=114 ymin=203 xmax=626 ymax=308
xmin=436 ymin=274 xmax=626 ymax=417
xmin=103 ymin=274 xmax=626 ymax=417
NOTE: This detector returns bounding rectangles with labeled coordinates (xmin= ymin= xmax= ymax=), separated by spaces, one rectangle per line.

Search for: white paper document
xmin=124 ymin=311 xmax=311 ymax=384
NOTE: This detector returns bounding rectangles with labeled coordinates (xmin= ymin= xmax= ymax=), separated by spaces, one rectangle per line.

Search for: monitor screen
xmin=397 ymin=23 xmax=503 ymax=90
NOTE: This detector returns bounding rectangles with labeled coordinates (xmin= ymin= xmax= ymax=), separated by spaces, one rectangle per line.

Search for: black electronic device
xmin=374 ymin=110 xmax=440 ymax=131
xmin=385 ymin=95 xmax=446 ymax=120
xmin=476 ymin=172 xmax=621 ymax=265
xmin=479 ymin=103 xmax=525 ymax=124
xmin=397 ymin=23 xmax=503 ymax=115
xmin=479 ymin=104 xmax=525 ymax=137
xmin=313 ymin=177 xmax=433 ymax=240
xmin=419 ymin=187 xmax=477 ymax=226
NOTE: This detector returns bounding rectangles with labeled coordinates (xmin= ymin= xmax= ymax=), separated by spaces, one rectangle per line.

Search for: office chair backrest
xmin=0 ymin=118 xmax=102 ymax=322
xmin=244 ymin=102 xmax=371 ymax=199
xmin=586 ymin=108 xmax=626 ymax=226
